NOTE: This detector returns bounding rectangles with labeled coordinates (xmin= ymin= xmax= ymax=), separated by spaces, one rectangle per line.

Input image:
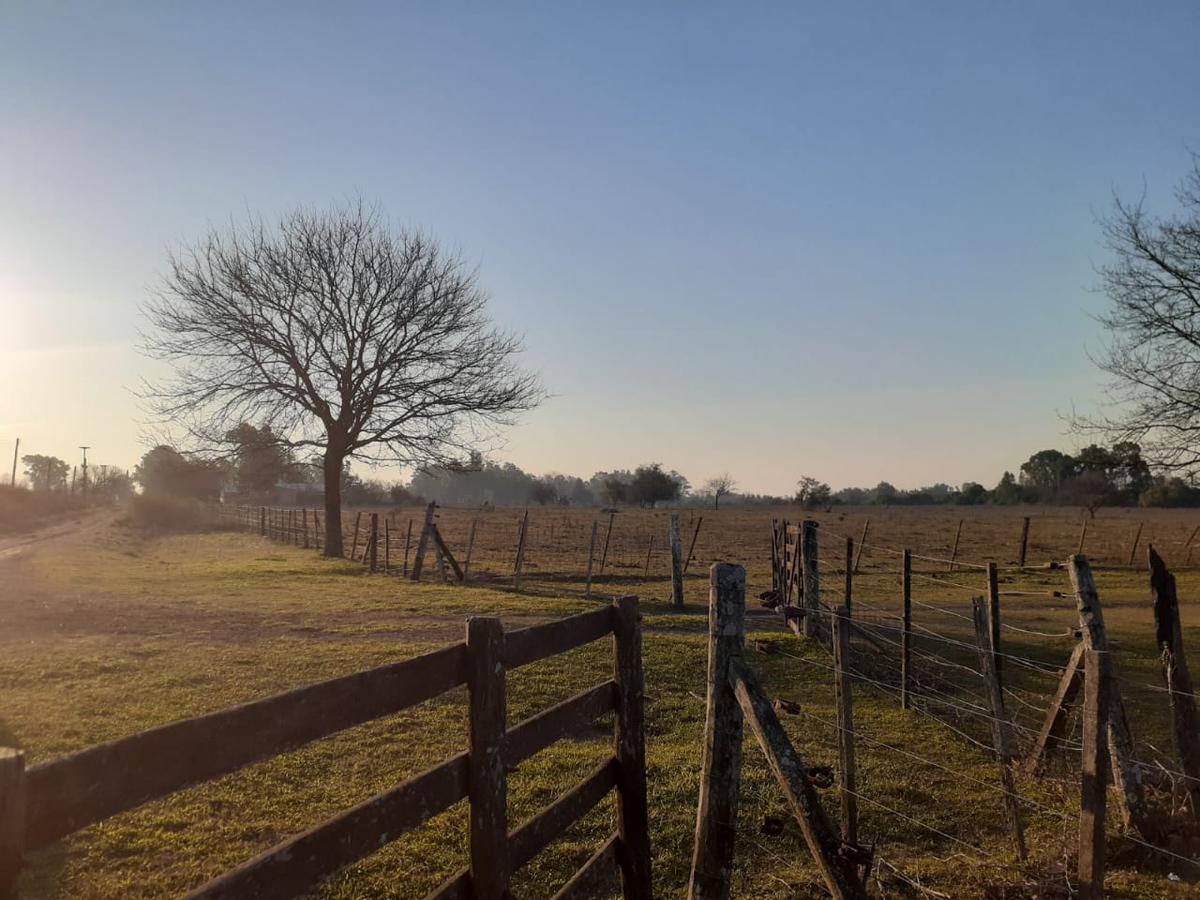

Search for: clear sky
xmin=2 ymin=3 xmax=1198 ymax=494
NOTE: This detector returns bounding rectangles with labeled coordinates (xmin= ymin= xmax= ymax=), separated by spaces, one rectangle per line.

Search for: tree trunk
xmin=322 ymin=452 xmax=344 ymax=557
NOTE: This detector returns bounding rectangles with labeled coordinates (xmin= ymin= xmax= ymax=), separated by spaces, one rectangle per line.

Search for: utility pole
xmin=79 ymin=446 xmax=90 ymax=497
xmin=9 ymin=437 xmax=17 ymax=486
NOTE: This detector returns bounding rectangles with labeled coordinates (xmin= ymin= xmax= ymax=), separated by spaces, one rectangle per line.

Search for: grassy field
xmin=4 ymin=505 xmax=1200 ymax=897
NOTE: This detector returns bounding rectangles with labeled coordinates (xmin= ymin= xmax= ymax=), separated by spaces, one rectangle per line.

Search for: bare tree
xmin=142 ymin=203 xmax=543 ymax=556
xmin=1077 ymin=157 xmax=1200 ymax=475
xmin=702 ymin=473 xmax=736 ymax=509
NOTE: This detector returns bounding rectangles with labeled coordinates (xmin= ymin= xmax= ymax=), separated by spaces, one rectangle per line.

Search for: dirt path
xmin=0 ymin=508 xmax=115 ymax=560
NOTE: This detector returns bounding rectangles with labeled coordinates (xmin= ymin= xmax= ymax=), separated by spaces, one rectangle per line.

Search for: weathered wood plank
xmin=551 ymin=831 xmax=620 ymax=900
xmin=185 ymin=753 xmax=469 ymax=899
xmin=0 ymin=749 xmax=25 ymax=900
xmin=1025 ymin=641 xmax=1086 ymax=776
xmin=503 ymin=607 xmax=614 ymax=671
xmin=832 ymin=606 xmax=857 ymax=846
xmin=467 ymin=617 xmax=508 ymax=899
xmin=670 ymin=515 xmax=685 ymax=608
xmin=509 ymin=758 xmax=618 ymax=870
xmin=1079 ymin=648 xmax=1110 ymax=900
xmin=505 ymin=681 xmax=616 ymax=767
xmin=25 ymin=643 xmax=467 ymax=848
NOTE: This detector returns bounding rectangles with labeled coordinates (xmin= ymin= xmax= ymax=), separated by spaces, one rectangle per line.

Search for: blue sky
xmin=2 ymin=3 xmax=1198 ymax=493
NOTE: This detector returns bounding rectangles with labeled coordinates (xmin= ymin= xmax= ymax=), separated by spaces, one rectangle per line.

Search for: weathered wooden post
xmin=0 ymin=748 xmax=25 ymax=899
xmin=986 ymin=562 xmax=1003 ymax=691
xmin=1127 ymin=522 xmax=1144 ymax=568
xmin=1069 ymin=554 xmax=1152 ymax=836
xmin=301 ymin=508 xmax=309 ymax=549
xmin=801 ymin=520 xmax=820 ymax=640
xmin=313 ymin=511 xmax=321 ymax=552
xmin=688 ymin=563 xmax=746 ymax=900
xmin=584 ymin=520 xmax=598 ymax=599
xmin=644 ymin=535 xmax=654 ymax=575
xmin=368 ymin=513 xmax=379 ymax=573
xmin=513 ymin=509 xmax=529 ymax=591
xmin=612 ymin=596 xmax=653 ymax=898
xmin=383 ymin=519 xmax=390 ymax=573
xmin=832 ymin=605 xmax=858 ymax=846
xmin=1148 ymin=547 xmax=1200 ymax=816
xmin=1026 ymin=642 xmax=1086 ymax=776
xmin=670 ymin=514 xmax=684 ymax=608
xmin=410 ymin=502 xmax=436 ymax=581
xmin=259 ymin=506 xmax=265 ymax=536
xmin=463 ymin=518 xmax=478 ymax=581
xmin=1017 ymin=516 xmax=1030 ymax=567
xmin=1184 ymin=524 xmax=1200 ymax=566
xmin=466 ymin=617 xmax=508 ymax=898
xmin=683 ymin=516 xmax=704 ymax=574
xmin=1077 ymin=517 xmax=1089 ymax=556
xmin=948 ymin=519 xmax=964 ymax=571
xmin=972 ymin=597 xmax=1027 ymax=860
xmin=1079 ymin=648 xmax=1111 ymax=900
xmin=901 ymin=548 xmax=912 ymax=710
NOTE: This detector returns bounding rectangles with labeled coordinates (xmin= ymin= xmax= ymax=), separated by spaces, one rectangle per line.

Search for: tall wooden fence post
xmin=1017 ymin=515 xmax=1030 ymax=567
xmin=301 ymin=509 xmax=309 ymax=550
xmin=843 ymin=538 xmax=853 ymax=615
xmin=832 ymin=606 xmax=858 ymax=846
xmin=670 ymin=514 xmax=684 ymax=608
xmin=986 ymin=562 xmax=1003 ymax=692
xmin=466 ymin=617 xmax=508 ymax=898
xmin=383 ymin=519 xmax=390 ymax=573
xmin=349 ymin=512 xmax=362 ymax=561
xmin=599 ymin=511 xmax=615 ymax=576
xmin=972 ymin=597 xmax=1027 ymax=860
xmin=801 ymin=520 xmax=820 ymax=640
xmin=901 ymin=549 xmax=912 ymax=710
xmin=1148 ymin=547 xmax=1200 ymax=816
xmin=403 ymin=519 xmax=413 ymax=577
xmin=0 ymin=748 xmax=25 ymax=900
xmin=1079 ymin=648 xmax=1111 ymax=900
xmin=584 ymin=520 xmax=598 ymax=598
xmin=1069 ymin=554 xmax=1152 ymax=836
xmin=1077 ymin=518 xmax=1089 ymax=556
xmin=612 ymin=596 xmax=653 ymax=898
xmin=688 ymin=563 xmax=746 ymax=900
xmin=259 ymin=506 xmax=266 ymax=536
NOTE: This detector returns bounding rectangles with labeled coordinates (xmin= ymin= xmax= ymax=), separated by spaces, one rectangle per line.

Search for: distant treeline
xmin=33 ymin=429 xmax=1200 ymax=511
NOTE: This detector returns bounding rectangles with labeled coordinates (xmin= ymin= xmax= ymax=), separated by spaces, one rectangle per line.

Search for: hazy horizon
xmin=4 ymin=3 xmax=1199 ymax=494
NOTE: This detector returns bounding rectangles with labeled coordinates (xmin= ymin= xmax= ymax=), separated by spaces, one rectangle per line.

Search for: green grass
xmin=3 ymin=524 xmax=1199 ymax=897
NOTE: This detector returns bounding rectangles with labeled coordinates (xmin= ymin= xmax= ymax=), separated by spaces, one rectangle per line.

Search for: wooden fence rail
xmin=0 ymin=603 xmax=652 ymax=899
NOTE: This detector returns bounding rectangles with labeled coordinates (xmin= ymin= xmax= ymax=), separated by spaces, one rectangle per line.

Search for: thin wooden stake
xmin=1025 ymin=641 xmax=1086 ymax=776
xmin=301 ymin=508 xmax=309 ymax=550
xmin=1077 ymin=518 xmax=1089 ymax=556
xmin=948 ymin=519 xmax=963 ymax=571
xmin=513 ymin=509 xmax=529 ymax=591
xmin=1127 ymin=522 xmax=1144 ymax=568
xmin=644 ymin=535 xmax=654 ymax=575
xmin=368 ymin=513 xmax=378 ymax=573
xmin=972 ymin=597 xmax=1027 ymax=861
xmin=463 ymin=518 xmax=477 ymax=581
xmin=843 ymin=537 xmax=853 ymax=615
xmin=1079 ymin=648 xmax=1110 ymax=900
xmin=410 ymin=503 xmax=436 ymax=581
xmin=670 ymin=514 xmax=684 ymax=608
xmin=987 ymin=561 xmax=1003 ymax=693
xmin=683 ymin=516 xmax=704 ymax=574
xmin=832 ymin=605 xmax=857 ymax=846
xmin=403 ymin=518 xmax=413 ymax=576
xmin=1184 ymin=524 xmax=1200 ymax=566
xmin=383 ymin=519 xmax=390 ymax=573
xmin=466 ymin=617 xmax=508 ymax=898
xmin=1017 ymin=515 xmax=1030 ymax=567
xmin=599 ymin=511 xmax=615 ymax=576
xmin=349 ymin=511 xmax=362 ymax=561
xmin=687 ymin=564 xmax=746 ymax=900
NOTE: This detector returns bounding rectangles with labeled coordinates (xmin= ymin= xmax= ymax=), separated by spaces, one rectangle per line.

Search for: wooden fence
xmin=751 ymin=517 xmax=1200 ymax=896
xmin=0 ymin=601 xmax=652 ymax=899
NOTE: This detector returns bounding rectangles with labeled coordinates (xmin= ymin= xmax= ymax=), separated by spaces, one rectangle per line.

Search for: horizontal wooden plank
xmin=503 ymin=607 xmax=614 ymax=670
xmin=506 ymin=681 xmax=616 ymax=767
xmin=551 ymin=831 xmax=621 ymax=900
xmin=26 ymin=643 xmax=468 ymax=848
xmin=510 ymin=758 xmax=618 ymax=871
xmin=186 ymin=752 xmax=469 ymax=899
xmin=426 ymin=759 xmax=619 ymax=900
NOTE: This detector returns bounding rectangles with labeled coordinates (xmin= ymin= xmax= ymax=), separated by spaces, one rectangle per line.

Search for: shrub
xmin=124 ymin=495 xmax=220 ymax=532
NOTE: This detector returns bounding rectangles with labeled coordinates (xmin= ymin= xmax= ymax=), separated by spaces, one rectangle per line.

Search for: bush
xmin=0 ymin=484 xmax=88 ymax=534
xmin=124 ymin=495 xmax=220 ymax=532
